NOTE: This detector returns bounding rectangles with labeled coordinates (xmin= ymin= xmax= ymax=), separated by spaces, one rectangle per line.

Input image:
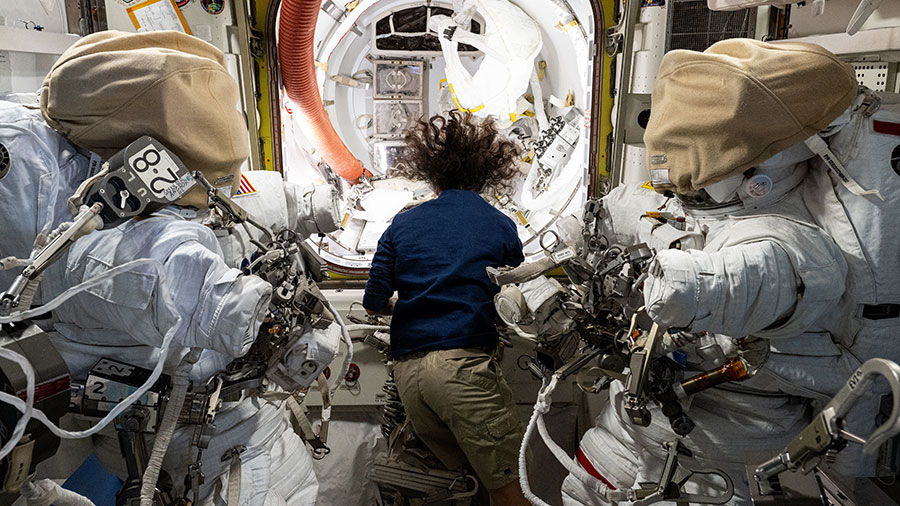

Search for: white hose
xmin=140 ymin=348 xmax=201 ymax=506
xmin=0 ymin=347 xmax=34 ymax=461
xmin=21 ymin=479 xmax=95 ymax=506
xmin=519 ymin=377 xmax=554 ymax=506
xmin=519 ymin=374 xmax=628 ymax=505
xmin=0 ymin=259 xmax=184 ymax=455
xmin=326 ymin=300 xmax=354 ymax=396
xmin=0 ymin=256 xmax=29 ymax=271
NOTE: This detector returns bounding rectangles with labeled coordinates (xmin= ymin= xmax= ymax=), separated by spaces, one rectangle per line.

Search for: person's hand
xmin=365 ymin=297 xmax=397 ymax=316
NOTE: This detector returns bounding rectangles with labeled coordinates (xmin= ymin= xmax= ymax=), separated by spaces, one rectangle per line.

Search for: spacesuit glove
xmin=643 ymin=249 xmax=699 ymax=329
xmin=277 ymin=323 xmax=342 ymax=390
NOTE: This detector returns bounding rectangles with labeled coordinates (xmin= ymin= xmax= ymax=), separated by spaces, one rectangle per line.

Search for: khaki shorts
xmin=393 ymin=347 xmax=526 ymax=490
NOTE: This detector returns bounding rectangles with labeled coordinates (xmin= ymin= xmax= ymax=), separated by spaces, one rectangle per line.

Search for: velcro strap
xmin=226 ymin=451 xmax=242 ymax=506
xmin=862 ymin=304 xmax=900 ymax=320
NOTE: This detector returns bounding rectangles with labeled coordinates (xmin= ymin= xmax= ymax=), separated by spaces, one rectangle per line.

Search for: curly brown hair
xmin=394 ymin=111 xmax=520 ymax=194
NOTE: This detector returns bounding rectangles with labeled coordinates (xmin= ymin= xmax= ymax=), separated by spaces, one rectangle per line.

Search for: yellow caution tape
xmin=439 ymin=78 xmax=485 ymax=113
xmin=555 ymin=19 xmax=579 ymax=32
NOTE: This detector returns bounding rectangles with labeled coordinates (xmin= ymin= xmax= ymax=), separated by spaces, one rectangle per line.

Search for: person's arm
xmin=363 ymin=225 xmax=397 ymax=315
xmin=366 ymin=297 xmax=396 ymax=316
xmin=503 ymin=220 xmax=525 ymax=268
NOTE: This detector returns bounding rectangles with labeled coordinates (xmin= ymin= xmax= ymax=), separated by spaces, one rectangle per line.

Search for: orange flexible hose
xmin=279 ymin=0 xmax=365 ymax=182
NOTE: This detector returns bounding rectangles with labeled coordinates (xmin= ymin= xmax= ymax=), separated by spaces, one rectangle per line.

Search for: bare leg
xmin=488 ymin=480 xmax=530 ymax=506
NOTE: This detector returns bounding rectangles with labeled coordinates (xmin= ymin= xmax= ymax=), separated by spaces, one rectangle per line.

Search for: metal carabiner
xmin=631 ymin=442 xmax=734 ymax=506
xmin=754 ymin=358 xmax=900 ymax=484
xmin=826 ymin=357 xmax=900 ymax=454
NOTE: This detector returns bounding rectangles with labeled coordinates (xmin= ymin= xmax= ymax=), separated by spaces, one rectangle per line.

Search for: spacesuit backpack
xmin=805 ymin=88 xmax=900 ymax=365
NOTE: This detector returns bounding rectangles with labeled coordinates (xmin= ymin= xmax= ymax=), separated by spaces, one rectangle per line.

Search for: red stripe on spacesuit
xmin=575 ymin=448 xmax=616 ymax=490
xmin=873 ymin=120 xmax=900 ymax=137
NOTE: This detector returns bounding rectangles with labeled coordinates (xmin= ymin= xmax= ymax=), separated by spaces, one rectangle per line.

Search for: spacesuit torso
xmin=562 ymin=164 xmax=857 ymax=505
xmin=800 ymin=90 xmax=900 ymax=367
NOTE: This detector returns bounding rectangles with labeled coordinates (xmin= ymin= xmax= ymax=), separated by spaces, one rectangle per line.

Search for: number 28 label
xmin=128 ymin=145 xmax=194 ymax=201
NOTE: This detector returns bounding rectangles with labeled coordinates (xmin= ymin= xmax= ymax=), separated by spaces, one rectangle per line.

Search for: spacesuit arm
xmin=363 ymin=226 xmax=397 ymax=313
xmin=283 ymin=181 xmax=341 ymax=237
xmin=157 ymin=239 xmax=272 ymax=358
xmin=643 ymin=241 xmax=800 ymax=337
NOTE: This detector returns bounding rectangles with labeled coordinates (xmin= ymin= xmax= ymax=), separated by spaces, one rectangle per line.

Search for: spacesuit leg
xmin=204 ymin=412 xmax=318 ymax=506
xmin=560 ymin=398 xmax=640 ymax=506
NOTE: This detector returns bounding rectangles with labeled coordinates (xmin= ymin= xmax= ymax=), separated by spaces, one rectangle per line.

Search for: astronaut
xmin=0 ymin=31 xmax=326 ymax=505
xmin=559 ymin=39 xmax=863 ymax=504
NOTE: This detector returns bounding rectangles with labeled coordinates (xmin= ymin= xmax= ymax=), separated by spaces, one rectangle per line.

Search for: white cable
xmin=246 ymin=248 xmax=285 ymax=272
xmin=509 ymin=323 xmax=538 ymax=341
xmin=0 ymin=347 xmax=34 ymax=461
xmin=0 ymin=257 xmax=29 ymax=271
xmin=140 ymin=348 xmax=200 ymax=506
xmin=0 ymin=259 xmax=184 ymax=447
xmin=519 ymin=377 xmax=553 ymax=506
xmin=1 ymin=258 xmax=161 ymax=324
xmin=326 ymin=300 xmax=354 ymax=396
xmin=519 ymin=374 xmax=627 ymax=505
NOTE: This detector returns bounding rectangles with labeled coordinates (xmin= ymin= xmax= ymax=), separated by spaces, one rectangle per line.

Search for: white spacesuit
xmin=561 ymin=170 xmax=857 ymax=505
xmin=0 ymin=98 xmax=322 ymax=506
xmin=0 ymin=30 xmax=335 ymax=505
xmin=561 ymin=39 xmax=863 ymax=505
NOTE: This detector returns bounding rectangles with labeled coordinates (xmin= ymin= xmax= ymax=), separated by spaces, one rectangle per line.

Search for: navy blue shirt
xmin=363 ymin=190 xmax=524 ymax=357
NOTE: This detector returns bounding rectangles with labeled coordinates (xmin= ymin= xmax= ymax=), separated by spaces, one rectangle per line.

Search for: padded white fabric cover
xmin=430 ymin=0 xmax=541 ymax=121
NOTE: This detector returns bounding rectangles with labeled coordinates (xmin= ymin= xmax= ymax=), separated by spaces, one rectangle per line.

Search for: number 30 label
xmin=128 ymin=145 xmax=194 ymax=201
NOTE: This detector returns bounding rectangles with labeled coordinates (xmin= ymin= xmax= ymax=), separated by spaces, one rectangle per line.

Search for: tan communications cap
xmin=41 ymin=30 xmax=250 ymax=208
xmin=643 ymin=38 xmax=857 ymax=193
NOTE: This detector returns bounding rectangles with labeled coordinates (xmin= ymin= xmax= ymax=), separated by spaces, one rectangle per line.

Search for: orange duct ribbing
xmin=279 ymin=0 xmax=365 ymax=182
